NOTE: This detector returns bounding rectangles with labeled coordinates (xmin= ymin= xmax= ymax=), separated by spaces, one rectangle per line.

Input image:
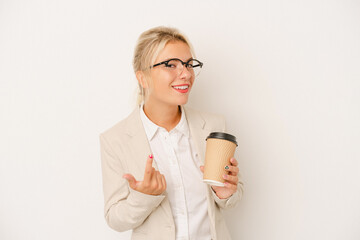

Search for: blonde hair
xmin=133 ymin=26 xmax=195 ymax=105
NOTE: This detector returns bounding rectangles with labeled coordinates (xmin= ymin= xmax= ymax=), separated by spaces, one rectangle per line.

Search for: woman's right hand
xmin=123 ymin=154 xmax=166 ymax=196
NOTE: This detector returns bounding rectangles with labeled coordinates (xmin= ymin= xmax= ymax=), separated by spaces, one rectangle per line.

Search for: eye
xmin=165 ymin=63 xmax=176 ymax=68
xmin=165 ymin=59 xmax=179 ymax=68
xmin=186 ymin=64 xmax=194 ymax=69
xmin=186 ymin=60 xmax=199 ymax=69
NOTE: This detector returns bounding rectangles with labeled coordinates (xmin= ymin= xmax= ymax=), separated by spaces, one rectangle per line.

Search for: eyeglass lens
xmin=166 ymin=59 xmax=202 ymax=77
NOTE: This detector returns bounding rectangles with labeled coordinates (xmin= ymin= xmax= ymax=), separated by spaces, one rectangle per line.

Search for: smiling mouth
xmin=172 ymin=84 xmax=190 ymax=93
xmin=172 ymin=85 xmax=189 ymax=90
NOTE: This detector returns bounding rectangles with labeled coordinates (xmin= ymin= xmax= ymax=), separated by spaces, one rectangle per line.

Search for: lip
xmin=172 ymin=84 xmax=190 ymax=93
xmin=172 ymin=84 xmax=190 ymax=87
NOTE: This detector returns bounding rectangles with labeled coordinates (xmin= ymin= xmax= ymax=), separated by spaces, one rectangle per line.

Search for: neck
xmin=143 ymin=99 xmax=181 ymax=132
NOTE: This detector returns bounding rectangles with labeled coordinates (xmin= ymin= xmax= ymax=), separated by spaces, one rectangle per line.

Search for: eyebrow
xmin=162 ymin=57 xmax=194 ymax=62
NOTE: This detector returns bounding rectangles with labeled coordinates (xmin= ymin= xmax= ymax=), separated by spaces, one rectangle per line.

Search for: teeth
xmin=173 ymin=85 xmax=188 ymax=90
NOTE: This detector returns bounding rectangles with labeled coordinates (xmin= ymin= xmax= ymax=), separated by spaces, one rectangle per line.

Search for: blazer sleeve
xmin=211 ymin=115 xmax=244 ymax=209
xmin=100 ymin=134 xmax=165 ymax=232
xmin=211 ymin=172 xmax=244 ymax=209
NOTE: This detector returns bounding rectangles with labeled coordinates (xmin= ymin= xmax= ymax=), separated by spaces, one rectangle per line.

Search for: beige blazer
xmin=99 ymin=105 xmax=243 ymax=240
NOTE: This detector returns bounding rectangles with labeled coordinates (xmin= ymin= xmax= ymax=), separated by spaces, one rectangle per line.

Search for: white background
xmin=1 ymin=0 xmax=359 ymax=239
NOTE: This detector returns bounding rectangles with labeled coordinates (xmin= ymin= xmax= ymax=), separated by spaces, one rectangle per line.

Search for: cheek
xmin=190 ymin=77 xmax=195 ymax=86
xmin=151 ymin=71 xmax=175 ymax=85
xmin=161 ymin=75 xmax=178 ymax=88
xmin=150 ymin=75 xmax=175 ymax=93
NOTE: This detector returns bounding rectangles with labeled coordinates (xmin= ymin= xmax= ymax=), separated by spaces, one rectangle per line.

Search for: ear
xmin=136 ymin=71 xmax=149 ymax=89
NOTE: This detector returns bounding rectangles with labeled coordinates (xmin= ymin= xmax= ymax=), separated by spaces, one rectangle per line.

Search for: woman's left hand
xmin=200 ymin=158 xmax=239 ymax=199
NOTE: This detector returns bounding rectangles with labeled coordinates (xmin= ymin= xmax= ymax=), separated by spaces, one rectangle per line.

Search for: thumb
xmin=123 ymin=174 xmax=137 ymax=190
xmin=200 ymin=165 xmax=204 ymax=173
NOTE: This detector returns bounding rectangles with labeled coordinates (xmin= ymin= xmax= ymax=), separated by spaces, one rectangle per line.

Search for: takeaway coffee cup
xmin=203 ymin=132 xmax=238 ymax=186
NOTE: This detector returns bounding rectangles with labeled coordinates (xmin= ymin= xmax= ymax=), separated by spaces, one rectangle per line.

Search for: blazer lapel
xmin=124 ymin=107 xmax=173 ymax=221
xmin=124 ymin=107 xmax=153 ymax=178
xmin=184 ymin=106 xmax=218 ymax=236
xmin=184 ymin=106 xmax=209 ymax=165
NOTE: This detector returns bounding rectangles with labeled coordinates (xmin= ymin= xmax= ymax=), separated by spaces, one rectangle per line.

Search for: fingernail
xmin=225 ymin=166 xmax=229 ymax=170
xmin=149 ymin=154 xmax=153 ymax=159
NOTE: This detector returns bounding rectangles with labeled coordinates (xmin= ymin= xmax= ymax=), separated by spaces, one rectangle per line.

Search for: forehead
xmin=155 ymin=41 xmax=192 ymax=62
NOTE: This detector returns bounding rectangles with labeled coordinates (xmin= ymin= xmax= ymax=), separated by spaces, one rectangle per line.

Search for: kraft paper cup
xmin=203 ymin=132 xmax=238 ymax=186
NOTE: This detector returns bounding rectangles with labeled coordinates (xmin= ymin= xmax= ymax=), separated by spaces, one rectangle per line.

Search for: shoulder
xmin=99 ymin=107 xmax=140 ymax=142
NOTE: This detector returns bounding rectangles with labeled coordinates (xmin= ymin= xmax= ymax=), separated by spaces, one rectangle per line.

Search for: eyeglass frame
xmin=149 ymin=58 xmax=203 ymax=75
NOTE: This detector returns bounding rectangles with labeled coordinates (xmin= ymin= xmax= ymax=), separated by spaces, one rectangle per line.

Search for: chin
xmin=176 ymin=96 xmax=189 ymax=106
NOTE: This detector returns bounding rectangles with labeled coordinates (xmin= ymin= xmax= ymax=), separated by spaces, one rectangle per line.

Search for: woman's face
xmin=145 ymin=41 xmax=195 ymax=107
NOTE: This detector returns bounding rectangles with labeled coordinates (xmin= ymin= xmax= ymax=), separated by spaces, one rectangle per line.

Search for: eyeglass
xmin=150 ymin=58 xmax=203 ymax=77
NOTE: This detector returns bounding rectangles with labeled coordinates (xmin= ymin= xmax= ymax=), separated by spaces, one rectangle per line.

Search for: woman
xmin=100 ymin=26 xmax=243 ymax=240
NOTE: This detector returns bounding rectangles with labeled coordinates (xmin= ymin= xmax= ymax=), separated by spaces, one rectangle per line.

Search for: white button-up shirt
xmin=139 ymin=103 xmax=211 ymax=240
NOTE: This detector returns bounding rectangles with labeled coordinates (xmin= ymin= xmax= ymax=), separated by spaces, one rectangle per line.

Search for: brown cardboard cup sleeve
xmin=203 ymin=132 xmax=238 ymax=186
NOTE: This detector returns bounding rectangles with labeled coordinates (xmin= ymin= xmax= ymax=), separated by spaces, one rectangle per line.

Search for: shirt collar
xmin=139 ymin=102 xmax=189 ymax=141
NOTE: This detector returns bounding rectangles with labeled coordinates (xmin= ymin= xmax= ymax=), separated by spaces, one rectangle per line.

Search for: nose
xmin=179 ymin=65 xmax=193 ymax=79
